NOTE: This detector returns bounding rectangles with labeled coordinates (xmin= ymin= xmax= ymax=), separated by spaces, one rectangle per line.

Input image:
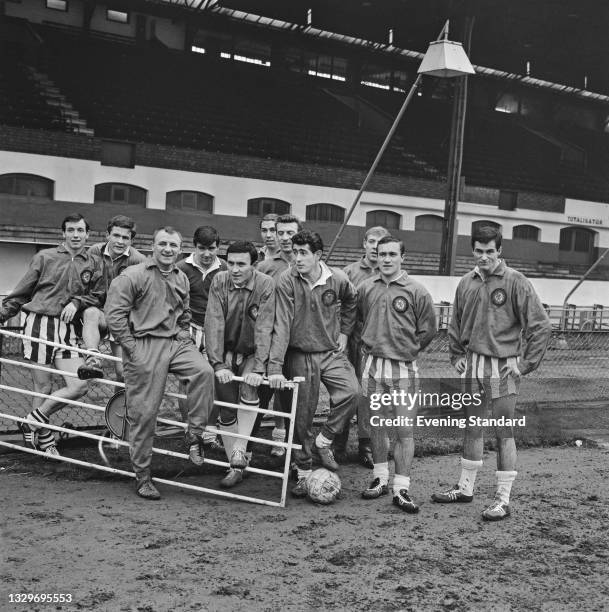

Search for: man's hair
xmin=193 ymin=226 xmax=219 ymax=247
xmin=259 ymin=213 xmax=279 ymax=228
xmin=377 ymin=235 xmax=405 ymax=256
xmin=365 ymin=225 xmax=390 ymax=240
xmin=227 ymin=240 xmax=258 ymax=264
xmin=62 ymin=213 xmax=89 ymax=232
xmin=471 ymin=225 xmax=502 ymax=250
xmin=153 ymin=226 xmax=182 ymax=244
xmin=276 ymin=214 xmax=302 ymax=231
xmin=292 ymin=230 xmax=323 ymax=254
xmin=107 ymin=215 xmax=136 ymax=238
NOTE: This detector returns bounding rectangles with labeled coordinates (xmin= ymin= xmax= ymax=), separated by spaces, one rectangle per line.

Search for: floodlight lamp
xmin=417 ymin=38 xmax=475 ymax=78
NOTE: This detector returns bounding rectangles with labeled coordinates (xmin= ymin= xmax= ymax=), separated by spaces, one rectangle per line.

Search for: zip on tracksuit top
xmin=448 ymin=260 xmax=552 ymax=375
xmin=267 ymin=262 xmax=357 ymax=375
xmin=0 ymin=245 xmax=104 ymax=321
xmin=358 ymin=272 xmax=437 ymax=362
xmin=104 ymin=260 xmax=192 ymax=357
xmin=204 ymin=269 xmax=275 ymax=374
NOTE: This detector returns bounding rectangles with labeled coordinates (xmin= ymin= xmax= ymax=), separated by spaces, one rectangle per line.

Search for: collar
xmin=374 ymin=270 xmax=408 ymax=286
xmin=295 ymin=260 xmax=334 ymax=289
xmin=185 ymin=253 xmax=221 ymax=276
xmin=145 ymin=258 xmax=179 ymax=273
xmin=359 ymin=256 xmax=375 ymax=271
xmin=103 ymin=243 xmax=131 ymax=259
xmin=473 ymin=259 xmax=506 ymax=280
xmin=229 ymin=271 xmax=256 ymax=292
xmin=58 ymin=244 xmax=87 ymax=259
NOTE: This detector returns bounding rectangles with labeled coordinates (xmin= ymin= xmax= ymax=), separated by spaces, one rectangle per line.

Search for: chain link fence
xmin=1 ymin=312 xmax=608 ymax=435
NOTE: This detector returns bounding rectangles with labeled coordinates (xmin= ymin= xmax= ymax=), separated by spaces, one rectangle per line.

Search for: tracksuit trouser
xmin=124 ymin=335 xmax=214 ymax=480
xmin=285 ymin=348 xmax=359 ymax=470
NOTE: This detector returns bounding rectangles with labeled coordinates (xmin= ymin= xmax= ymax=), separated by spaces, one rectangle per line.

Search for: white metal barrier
xmin=0 ymin=328 xmax=302 ymax=507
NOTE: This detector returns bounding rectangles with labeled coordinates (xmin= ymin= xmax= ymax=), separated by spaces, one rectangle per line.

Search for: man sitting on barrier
xmin=205 ymin=241 xmax=275 ymax=488
xmin=268 ymin=230 xmax=359 ymax=498
xmin=0 ymin=213 xmax=104 ymax=457
xmin=79 ymin=215 xmax=146 ymax=381
xmin=105 ymin=226 xmax=214 ymax=500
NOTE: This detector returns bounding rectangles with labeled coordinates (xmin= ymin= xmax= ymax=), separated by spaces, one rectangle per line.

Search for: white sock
xmin=272 ymin=427 xmax=286 ymax=442
xmin=315 ymin=432 xmax=333 ymax=449
xmin=458 ymin=458 xmax=483 ymax=496
xmin=496 ymin=470 xmax=517 ymax=505
xmin=393 ymin=474 xmax=411 ymax=496
xmin=373 ymin=461 xmax=389 ymax=486
xmin=233 ymin=397 xmax=258 ymax=454
xmin=219 ymin=417 xmax=238 ymax=460
xmin=202 ymin=429 xmax=217 ymax=444
xmin=297 ymin=468 xmax=312 ymax=481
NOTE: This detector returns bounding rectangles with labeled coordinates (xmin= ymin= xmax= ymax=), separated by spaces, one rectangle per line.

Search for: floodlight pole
xmin=325 ymin=22 xmax=450 ymax=263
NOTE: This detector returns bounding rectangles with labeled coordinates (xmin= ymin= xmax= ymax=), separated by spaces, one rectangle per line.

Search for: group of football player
xmin=0 ymin=211 xmax=551 ymax=520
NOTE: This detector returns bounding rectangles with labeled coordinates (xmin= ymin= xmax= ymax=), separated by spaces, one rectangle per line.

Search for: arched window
xmin=366 ymin=210 xmax=401 ymax=230
xmin=471 ymin=220 xmax=502 ymax=234
xmin=0 ymin=173 xmax=54 ymax=199
xmin=559 ymin=227 xmax=595 ymax=253
xmin=513 ymin=225 xmax=540 ymax=241
xmin=415 ymin=214 xmax=443 ymax=232
xmin=306 ymin=203 xmax=345 ymax=223
xmin=95 ymin=183 xmax=147 ymax=207
xmin=247 ymin=198 xmax=290 ymax=217
xmin=166 ymin=191 xmax=213 ymax=213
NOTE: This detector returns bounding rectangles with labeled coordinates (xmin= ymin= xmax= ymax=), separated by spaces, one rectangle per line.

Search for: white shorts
xmin=21 ymin=312 xmax=81 ymax=365
xmin=189 ymin=322 xmax=206 ymax=356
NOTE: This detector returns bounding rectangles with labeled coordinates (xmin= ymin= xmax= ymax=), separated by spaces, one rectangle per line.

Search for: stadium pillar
xmin=439 ymin=16 xmax=475 ymax=276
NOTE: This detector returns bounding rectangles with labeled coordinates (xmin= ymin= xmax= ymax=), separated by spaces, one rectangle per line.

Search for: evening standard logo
xmin=322 ymin=289 xmax=337 ymax=306
xmin=491 ymin=288 xmax=507 ymax=306
xmin=392 ymin=296 xmax=408 ymax=313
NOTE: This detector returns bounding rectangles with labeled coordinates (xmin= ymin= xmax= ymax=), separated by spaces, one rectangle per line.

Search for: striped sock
xmin=37 ymin=430 xmax=56 ymax=450
xmin=28 ymin=408 xmax=49 ymax=430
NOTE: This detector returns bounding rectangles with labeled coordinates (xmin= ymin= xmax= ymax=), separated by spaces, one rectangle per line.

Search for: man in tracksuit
xmin=256 ymin=214 xmax=302 ymax=457
xmin=432 ymin=225 xmax=551 ymax=521
xmin=268 ymin=230 xmax=359 ymax=498
xmin=359 ymin=236 xmax=437 ymax=513
xmin=105 ymin=227 xmax=214 ymax=500
xmin=336 ymin=225 xmax=390 ymax=468
xmin=205 ymin=241 xmax=275 ymax=488
xmin=0 ymin=213 xmax=104 ymax=457
xmin=80 ymin=215 xmax=146 ymax=380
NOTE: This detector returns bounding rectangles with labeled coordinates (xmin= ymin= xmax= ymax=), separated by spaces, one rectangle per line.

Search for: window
xmin=107 ymin=9 xmax=129 ymax=23
xmin=559 ymin=227 xmax=595 ymax=252
xmin=166 ymin=191 xmax=213 ymax=213
xmin=415 ymin=214 xmax=443 ymax=232
xmin=306 ymin=204 xmax=345 ymax=223
xmin=247 ymin=198 xmax=290 ymax=217
xmin=366 ymin=210 xmax=400 ymax=230
xmin=94 ymin=183 xmax=146 ymax=207
xmin=513 ymin=225 xmax=539 ymax=241
xmin=46 ymin=0 xmax=67 ymax=10
xmin=499 ymin=190 xmax=518 ymax=211
xmin=472 ymin=220 xmax=502 ymax=234
xmin=0 ymin=173 xmax=53 ymax=199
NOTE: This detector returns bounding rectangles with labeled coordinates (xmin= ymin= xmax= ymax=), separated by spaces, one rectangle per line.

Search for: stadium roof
xmin=147 ymin=0 xmax=609 ymax=99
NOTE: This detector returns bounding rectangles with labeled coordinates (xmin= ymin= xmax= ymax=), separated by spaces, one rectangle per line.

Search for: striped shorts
xmin=462 ymin=351 xmax=520 ymax=399
xmin=361 ymin=353 xmax=419 ymax=398
xmin=21 ymin=312 xmax=81 ymax=365
xmin=189 ymin=322 xmax=206 ymax=355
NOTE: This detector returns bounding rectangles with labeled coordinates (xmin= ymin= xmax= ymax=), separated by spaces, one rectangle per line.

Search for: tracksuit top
xmin=88 ymin=242 xmax=146 ymax=299
xmin=256 ymin=251 xmax=293 ymax=280
xmin=176 ymin=255 xmax=227 ymax=327
xmin=0 ymin=244 xmax=104 ymax=321
xmin=343 ymin=257 xmax=378 ymax=288
xmin=358 ymin=272 xmax=437 ymax=362
xmin=105 ymin=260 xmax=191 ymax=354
xmin=448 ymin=260 xmax=551 ymax=375
xmin=268 ymin=263 xmax=357 ymax=374
xmin=204 ymin=269 xmax=275 ymax=374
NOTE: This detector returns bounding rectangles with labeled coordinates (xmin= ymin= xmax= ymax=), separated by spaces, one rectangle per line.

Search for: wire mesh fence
xmin=1 ymin=313 xmax=607 ymax=435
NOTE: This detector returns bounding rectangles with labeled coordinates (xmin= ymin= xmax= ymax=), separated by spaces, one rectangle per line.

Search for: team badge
xmin=392 ymin=296 xmax=408 ymax=313
xmin=80 ymin=270 xmax=92 ymax=285
xmin=248 ymin=304 xmax=259 ymax=320
xmin=322 ymin=290 xmax=337 ymax=306
xmin=491 ymin=288 xmax=507 ymax=306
